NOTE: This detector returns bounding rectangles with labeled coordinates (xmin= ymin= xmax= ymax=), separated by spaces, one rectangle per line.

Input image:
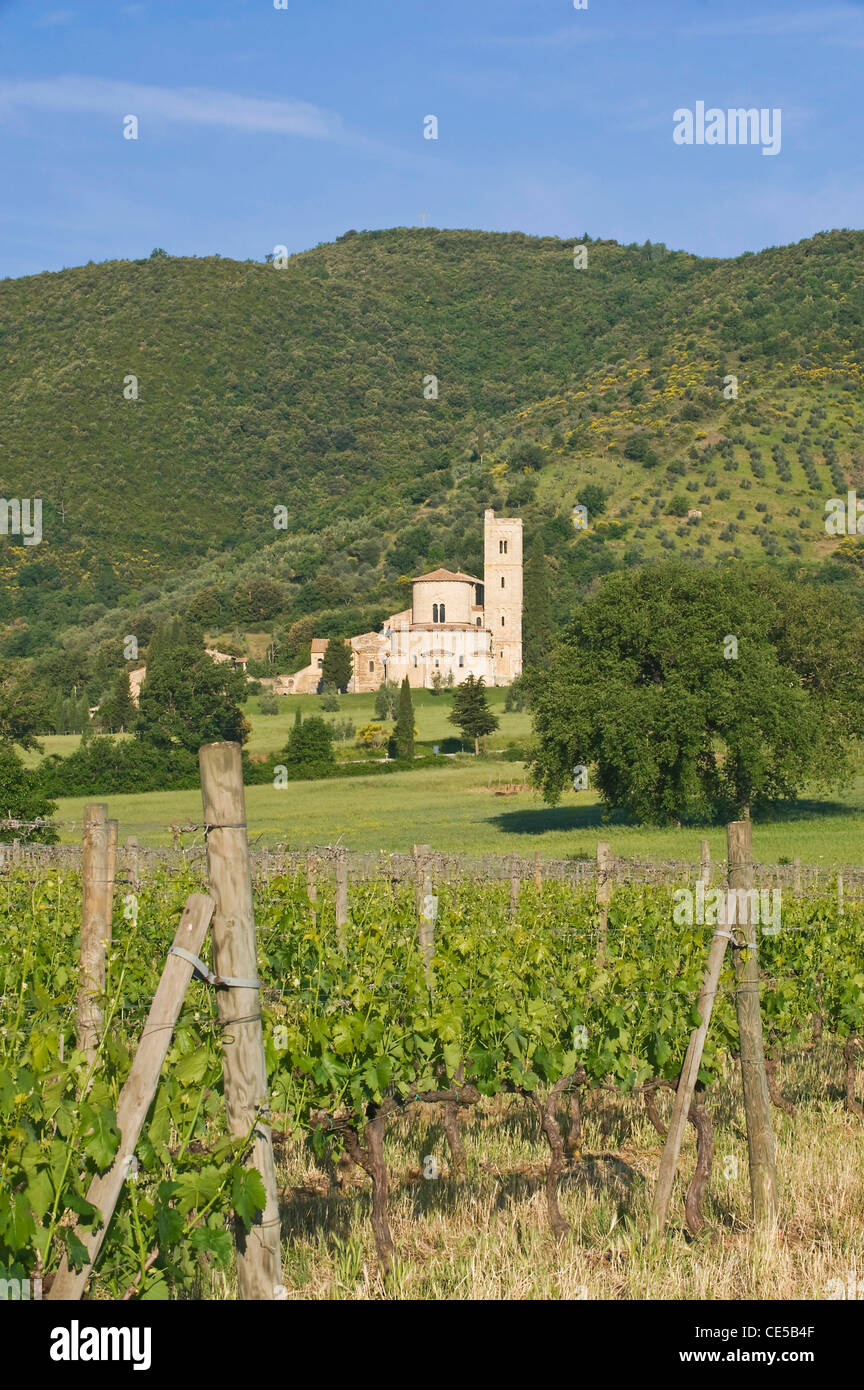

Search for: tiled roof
xmin=412 ymin=567 xmax=482 ymax=584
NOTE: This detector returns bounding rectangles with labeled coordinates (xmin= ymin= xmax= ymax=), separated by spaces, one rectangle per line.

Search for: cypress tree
xmin=394 ymin=677 xmax=415 ymax=761
xmin=523 ymin=531 xmax=553 ymax=670
xmin=320 ymin=638 xmax=353 ymax=693
xmin=109 ymin=669 xmax=135 ymax=733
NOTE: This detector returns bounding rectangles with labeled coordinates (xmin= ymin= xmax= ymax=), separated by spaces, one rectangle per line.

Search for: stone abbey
xmin=280 ymin=509 xmax=523 ymax=694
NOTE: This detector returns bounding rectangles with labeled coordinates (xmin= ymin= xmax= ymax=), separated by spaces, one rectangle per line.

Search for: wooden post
xmin=306 ymin=852 xmax=318 ymax=927
xmin=728 ymin=819 xmax=778 ymax=1223
xmin=48 ymin=894 xmax=215 ymax=1301
xmin=413 ymin=843 xmax=431 ymax=914
xmin=837 ymin=874 xmax=844 ymax=918
xmin=700 ymin=840 xmax=710 ymax=886
xmin=417 ymin=860 xmax=436 ymax=991
xmin=509 ymin=857 xmax=520 ymax=918
xmin=199 ymin=743 xmax=282 ymax=1300
xmin=652 ymin=914 xmax=731 ymax=1237
xmin=125 ymin=836 xmax=139 ymax=890
xmin=534 ymin=852 xmax=542 ymax=894
xmin=596 ymin=841 xmax=612 ymax=961
xmin=793 ymin=857 xmax=801 ymax=896
xmin=12 ymin=837 xmax=21 ymax=863
xmin=334 ymin=848 xmax=348 ymax=948
xmin=76 ymin=805 xmax=111 ymax=1065
xmin=105 ymin=819 xmax=118 ymax=942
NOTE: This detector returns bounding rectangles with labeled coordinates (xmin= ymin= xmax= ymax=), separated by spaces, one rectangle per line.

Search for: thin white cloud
xmin=0 ymin=76 xmax=344 ymax=139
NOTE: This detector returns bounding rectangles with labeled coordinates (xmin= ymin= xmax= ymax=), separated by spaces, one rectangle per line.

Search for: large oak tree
xmin=526 ymin=564 xmax=864 ymax=824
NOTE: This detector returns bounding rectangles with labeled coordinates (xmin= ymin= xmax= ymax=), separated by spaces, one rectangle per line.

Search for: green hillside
xmin=1 ymin=225 xmax=863 ymax=701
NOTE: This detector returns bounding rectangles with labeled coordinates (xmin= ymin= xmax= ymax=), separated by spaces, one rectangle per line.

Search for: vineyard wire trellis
xmin=3 ymin=822 xmax=863 ymax=896
xmin=4 ymin=763 xmax=863 ymax=1295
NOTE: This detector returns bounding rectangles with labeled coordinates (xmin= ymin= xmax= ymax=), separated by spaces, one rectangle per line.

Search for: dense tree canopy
xmin=0 ymin=661 xmax=47 ymax=751
xmin=527 ymin=564 xmax=864 ymax=824
xmin=0 ymin=746 xmax=57 ymax=843
xmin=449 ymin=674 xmax=499 ymax=755
xmin=284 ymin=716 xmax=334 ymax=766
xmin=136 ymin=625 xmax=249 ymax=752
xmin=321 ymin=639 xmax=353 ymax=693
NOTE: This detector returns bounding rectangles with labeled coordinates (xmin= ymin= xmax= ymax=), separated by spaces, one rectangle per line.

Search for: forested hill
xmin=1 ymin=225 xmax=863 ymax=676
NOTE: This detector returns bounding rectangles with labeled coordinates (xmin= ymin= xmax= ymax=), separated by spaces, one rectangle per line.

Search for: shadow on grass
xmin=488 ymin=795 xmax=860 ymax=839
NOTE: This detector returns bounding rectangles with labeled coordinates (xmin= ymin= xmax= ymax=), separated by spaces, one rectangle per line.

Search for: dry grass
xmin=196 ymin=1044 xmax=864 ymax=1301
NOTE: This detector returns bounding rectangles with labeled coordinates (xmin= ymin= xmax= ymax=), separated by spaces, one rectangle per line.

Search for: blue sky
xmin=1 ymin=0 xmax=862 ymax=278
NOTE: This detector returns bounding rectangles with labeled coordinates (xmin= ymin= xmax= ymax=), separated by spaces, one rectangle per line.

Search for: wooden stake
xmin=793 ymin=857 xmax=801 ymax=896
xmin=509 ymin=857 xmax=520 ymax=918
xmin=413 ymin=843 xmax=431 ymax=915
xmin=417 ymin=860 xmax=436 ymax=991
xmin=306 ymin=852 xmax=318 ymax=927
xmin=48 ymin=894 xmax=215 ymax=1301
xmin=76 ymin=805 xmax=111 ymax=1065
xmin=652 ymin=912 xmax=730 ymax=1237
xmin=596 ymin=840 xmax=612 ymax=961
xmin=837 ymin=874 xmax=844 ymax=918
xmin=105 ymin=820 xmax=118 ymax=946
xmin=534 ymin=852 xmax=542 ymax=894
xmin=199 ymin=743 xmax=282 ymax=1300
xmin=334 ymin=848 xmax=348 ymax=948
xmin=125 ymin=836 xmax=139 ymax=891
xmin=700 ymin=839 xmax=710 ymax=886
xmin=728 ymin=820 xmax=778 ymax=1223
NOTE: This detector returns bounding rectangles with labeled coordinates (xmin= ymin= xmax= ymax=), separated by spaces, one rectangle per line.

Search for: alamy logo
xmin=0 ymin=497 xmax=42 ymax=545
xmin=825 ymin=491 xmax=864 ymax=535
xmin=673 ymin=102 xmax=781 ymax=156
xmin=673 ymin=882 xmax=781 ymax=935
xmin=49 ymin=1320 xmax=151 ymax=1371
xmin=0 ymin=1274 xmax=42 ymax=1299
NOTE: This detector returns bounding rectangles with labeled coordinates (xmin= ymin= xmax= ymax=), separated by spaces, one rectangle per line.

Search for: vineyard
xmin=2 ymin=789 xmax=863 ymax=1301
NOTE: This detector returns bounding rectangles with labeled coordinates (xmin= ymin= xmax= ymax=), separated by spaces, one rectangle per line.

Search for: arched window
xmin=501 ymin=615 xmax=505 ymax=626
xmin=459 ymin=655 xmax=464 ymax=667
xmin=500 ymin=576 xmax=505 ymax=588
xmin=439 ymin=603 xmax=445 ymax=622
xmin=476 ymin=617 xmax=482 ymax=626
xmin=432 ymin=603 xmax=438 ymax=622
xmin=369 ymin=661 xmax=374 ymax=672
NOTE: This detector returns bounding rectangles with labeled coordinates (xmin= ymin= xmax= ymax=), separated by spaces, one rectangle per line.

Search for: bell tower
xmin=483 ymin=508 xmax=522 ymax=685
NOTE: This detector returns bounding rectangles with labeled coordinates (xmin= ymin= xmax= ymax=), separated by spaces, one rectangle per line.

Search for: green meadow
xmin=25 ymin=688 xmax=864 ymax=864
xmin=50 ymin=762 xmax=864 ymax=867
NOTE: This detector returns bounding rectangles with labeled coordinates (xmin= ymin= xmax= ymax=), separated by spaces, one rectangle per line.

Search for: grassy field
xmin=47 ymin=758 xmax=864 ymax=865
xmin=241 ymin=687 xmax=532 ymax=757
xmin=23 ymin=688 xmax=531 ymax=766
xmin=223 ymin=1047 xmax=864 ymax=1300
xmin=28 ymin=687 xmax=864 ymax=864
